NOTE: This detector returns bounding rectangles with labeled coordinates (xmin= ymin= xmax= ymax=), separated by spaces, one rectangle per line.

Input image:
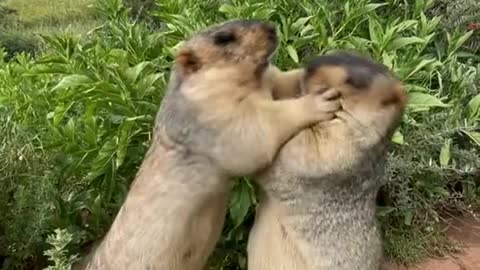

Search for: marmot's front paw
xmin=307 ymin=88 xmax=342 ymax=121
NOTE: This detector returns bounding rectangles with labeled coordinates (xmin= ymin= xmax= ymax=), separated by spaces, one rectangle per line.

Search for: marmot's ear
xmin=175 ymin=48 xmax=201 ymax=77
xmin=381 ymin=82 xmax=407 ymax=107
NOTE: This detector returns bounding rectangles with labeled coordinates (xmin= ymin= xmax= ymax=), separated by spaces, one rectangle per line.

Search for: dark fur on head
xmin=302 ymin=51 xmax=406 ymax=129
xmin=175 ymin=19 xmax=278 ymax=79
xmin=305 ymin=51 xmax=391 ymax=90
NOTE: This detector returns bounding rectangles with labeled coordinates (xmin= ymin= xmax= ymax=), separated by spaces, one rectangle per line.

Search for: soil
xmin=385 ymin=214 xmax=480 ymax=270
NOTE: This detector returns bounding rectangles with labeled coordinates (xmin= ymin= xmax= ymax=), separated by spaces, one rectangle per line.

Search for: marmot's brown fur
xmin=75 ymin=20 xmax=341 ymax=270
xmin=248 ymin=52 xmax=407 ymax=270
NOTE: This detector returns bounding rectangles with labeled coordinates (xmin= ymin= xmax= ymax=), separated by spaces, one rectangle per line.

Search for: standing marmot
xmin=248 ymin=52 xmax=407 ymax=270
xmin=75 ymin=20 xmax=341 ymax=270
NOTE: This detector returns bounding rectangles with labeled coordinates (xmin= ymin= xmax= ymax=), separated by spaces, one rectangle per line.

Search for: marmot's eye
xmin=214 ymin=31 xmax=236 ymax=46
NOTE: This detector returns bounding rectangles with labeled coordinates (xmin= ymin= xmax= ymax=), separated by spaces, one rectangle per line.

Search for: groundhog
xmin=74 ymin=20 xmax=341 ymax=270
xmin=247 ymin=52 xmax=407 ymax=270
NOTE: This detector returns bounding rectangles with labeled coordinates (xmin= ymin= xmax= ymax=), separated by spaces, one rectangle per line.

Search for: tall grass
xmin=3 ymin=0 xmax=98 ymax=34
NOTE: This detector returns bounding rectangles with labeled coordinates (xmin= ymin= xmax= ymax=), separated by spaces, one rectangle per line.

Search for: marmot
xmin=247 ymin=52 xmax=407 ymax=270
xmin=75 ymin=20 xmax=341 ymax=270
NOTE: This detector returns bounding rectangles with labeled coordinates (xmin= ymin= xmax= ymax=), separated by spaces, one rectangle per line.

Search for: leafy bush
xmin=43 ymin=229 xmax=79 ymax=270
xmin=429 ymin=0 xmax=480 ymax=54
xmin=123 ymin=0 xmax=157 ymax=23
xmin=0 ymin=1 xmax=39 ymax=60
xmin=0 ymin=4 xmax=16 ymax=23
xmin=0 ymin=30 xmax=39 ymax=60
xmin=0 ymin=0 xmax=479 ymax=269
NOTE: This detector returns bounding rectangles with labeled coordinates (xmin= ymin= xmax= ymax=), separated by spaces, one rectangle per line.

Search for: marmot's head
xmin=174 ymin=19 xmax=278 ymax=79
xmin=303 ymin=51 xmax=407 ymax=138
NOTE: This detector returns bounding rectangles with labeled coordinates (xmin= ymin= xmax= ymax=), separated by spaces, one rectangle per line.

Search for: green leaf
xmin=347 ymin=36 xmax=371 ymax=49
xmin=286 ymin=45 xmax=299 ymax=63
xmin=377 ymin=206 xmax=395 ymax=217
xmin=391 ymin=130 xmax=404 ymax=145
xmin=449 ymin=31 xmax=474 ymax=57
xmin=300 ymin=25 xmax=315 ymax=36
xmin=462 ymin=131 xmax=480 ymax=147
xmin=404 ymin=58 xmax=441 ymax=79
xmin=467 ymin=94 xmax=480 ymax=120
xmin=125 ymin=62 xmax=151 ymax=84
xmin=291 ymin=16 xmax=313 ymax=31
xmin=392 ymin=20 xmax=418 ymax=33
xmin=404 ymin=209 xmax=413 ymax=226
xmin=218 ymin=4 xmax=238 ymax=17
xmin=64 ymin=118 xmax=76 ymax=142
xmin=354 ymin=3 xmax=387 ymax=19
xmin=433 ymin=187 xmax=450 ymax=197
xmin=88 ymin=137 xmax=118 ymax=181
xmin=456 ymin=51 xmax=480 ymax=62
xmin=415 ymin=0 xmax=426 ymax=15
xmin=439 ymin=139 xmax=451 ymax=167
xmin=108 ymin=48 xmax=129 ymax=60
xmin=35 ymin=55 xmax=68 ymax=65
xmin=252 ymin=7 xmax=276 ymax=20
xmin=115 ymin=121 xmax=134 ymax=169
xmin=407 ymin=92 xmax=450 ymax=109
xmin=382 ymin=52 xmax=394 ymax=69
xmin=229 ymin=180 xmax=253 ymax=228
xmin=51 ymin=74 xmax=92 ymax=91
xmin=368 ymin=18 xmax=379 ymax=43
xmin=90 ymin=193 xmax=103 ymax=220
xmin=52 ymin=104 xmax=65 ymax=126
xmin=84 ymin=115 xmax=98 ymax=148
xmin=388 ymin=37 xmax=425 ymax=51
xmin=136 ymin=73 xmax=164 ymax=98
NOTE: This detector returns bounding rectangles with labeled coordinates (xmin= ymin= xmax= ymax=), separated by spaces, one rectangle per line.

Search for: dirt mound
xmin=386 ymin=214 xmax=480 ymax=270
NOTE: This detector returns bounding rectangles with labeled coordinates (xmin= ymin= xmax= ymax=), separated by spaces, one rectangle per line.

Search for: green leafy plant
xmin=0 ymin=0 xmax=478 ymax=269
xmin=429 ymin=0 xmax=480 ymax=54
xmin=43 ymin=229 xmax=79 ymax=270
xmin=0 ymin=30 xmax=39 ymax=60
